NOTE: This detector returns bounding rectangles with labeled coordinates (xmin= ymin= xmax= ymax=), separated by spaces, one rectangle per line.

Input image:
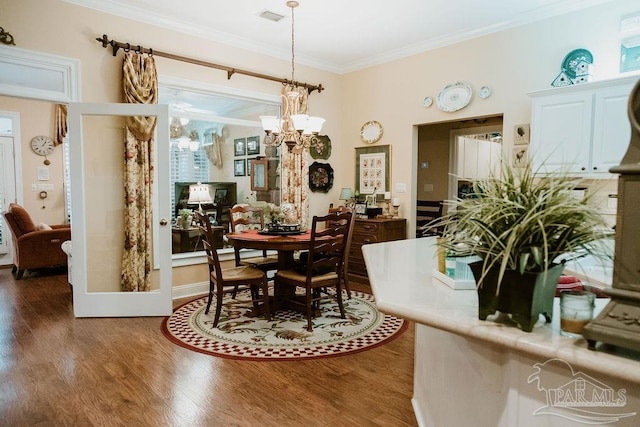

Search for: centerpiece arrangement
xmin=261 ymin=203 xmax=301 ymax=234
xmin=433 ymin=160 xmax=612 ymax=332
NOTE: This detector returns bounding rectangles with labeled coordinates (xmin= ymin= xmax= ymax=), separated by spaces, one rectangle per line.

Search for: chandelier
xmin=260 ymin=1 xmax=325 ymax=151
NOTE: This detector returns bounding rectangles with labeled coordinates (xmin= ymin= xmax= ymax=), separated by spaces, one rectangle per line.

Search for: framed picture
xmin=234 ymin=159 xmax=246 ymax=176
xmin=513 ymin=147 xmax=528 ymax=168
xmin=355 ymin=144 xmax=390 ymax=198
xmin=251 ymin=158 xmax=268 ymax=191
xmin=214 ymin=188 xmax=228 ymax=204
xmin=246 ymin=135 xmax=260 ymax=155
xmin=355 ymin=202 xmax=368 ymax=216
xmin=514 ymin=124 xmax=530 ymax=145
xmin=246 ymin=157 xmax=255 ymax=173
xmin=234 ymin=138 xmax=246 ymax=156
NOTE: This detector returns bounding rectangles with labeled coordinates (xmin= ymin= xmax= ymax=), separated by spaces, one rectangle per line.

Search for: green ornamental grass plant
xmin=435 ymin=160 xmax=612 ymax=293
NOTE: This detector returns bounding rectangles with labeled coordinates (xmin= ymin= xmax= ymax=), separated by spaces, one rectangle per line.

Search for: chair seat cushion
xmin=276 ymin=268 xmax=338 ymax=283
xmin=221 ymin=265 xmax=265 ymax=281
xmin=9 ymin=203 xmax=37 ymax=234
xmin=239 ymin=255 xmax=278 ymax=268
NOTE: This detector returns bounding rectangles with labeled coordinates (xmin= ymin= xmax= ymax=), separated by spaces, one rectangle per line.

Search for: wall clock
xmin=30 ymin=135 xmax=55 ymax=165
xmin=360 ymin=120 xmax=383 ymax=144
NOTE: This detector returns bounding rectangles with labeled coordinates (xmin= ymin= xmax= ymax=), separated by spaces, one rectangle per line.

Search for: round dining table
xmin=225 ymin=229 xmax=312 ymax=270
xmin=226 ymin=229 xmax=314 ymax=314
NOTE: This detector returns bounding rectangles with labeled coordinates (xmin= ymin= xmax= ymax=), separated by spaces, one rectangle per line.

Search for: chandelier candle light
xmin=260 ymin=1 xmax=325 ymax=151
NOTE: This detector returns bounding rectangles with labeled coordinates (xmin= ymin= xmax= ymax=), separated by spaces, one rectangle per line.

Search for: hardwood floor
xmin=0 ymin=267 xmax=417 ymax=426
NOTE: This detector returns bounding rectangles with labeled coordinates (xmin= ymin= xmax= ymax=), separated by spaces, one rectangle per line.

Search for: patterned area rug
xmin=161 ymin=290 xmax=407 ymax=361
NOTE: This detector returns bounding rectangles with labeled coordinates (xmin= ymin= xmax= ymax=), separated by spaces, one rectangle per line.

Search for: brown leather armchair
xmin=2 ymin=203 xmax=71 ymax=279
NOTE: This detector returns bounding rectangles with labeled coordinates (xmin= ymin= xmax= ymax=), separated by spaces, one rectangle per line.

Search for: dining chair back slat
xmin=229 ymin=205 xmax=278 ymax=272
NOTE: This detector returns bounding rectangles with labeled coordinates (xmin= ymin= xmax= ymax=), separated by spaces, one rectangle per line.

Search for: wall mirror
xmin=251 ymin=158 xmax=268 ymax=191
xmin=159 ymin=79 xmax=281 ymax=258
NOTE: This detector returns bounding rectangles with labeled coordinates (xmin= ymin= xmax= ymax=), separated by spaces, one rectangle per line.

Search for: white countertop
xmin=363 ymin=237 xmax=640 ymax=384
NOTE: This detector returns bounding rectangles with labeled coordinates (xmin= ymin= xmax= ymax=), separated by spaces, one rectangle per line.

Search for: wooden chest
xmin=348 ymin=218 xmax=407 ymax=280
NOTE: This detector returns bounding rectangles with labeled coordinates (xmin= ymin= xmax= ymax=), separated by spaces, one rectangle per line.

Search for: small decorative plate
xmin=436 ymin=82 xmax=472 ymax=112
xmin=423 ymin=96 xmax=433 ymax=108
xmin=310 ymin=134 xmax=331 ymax=159
xmin=479 ymin=86 xmax=492 ymax=99
xmin=308 ymin=161 xmax=334 ymax=193
xmin=562 ymin=48 xmax=593 ymax=78
xmin=360 ymin=120 xmax=383 ymax=144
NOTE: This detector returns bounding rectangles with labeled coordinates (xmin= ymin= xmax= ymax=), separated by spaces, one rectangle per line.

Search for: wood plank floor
xmin=0 ymin=267 xmax=417 ymax=426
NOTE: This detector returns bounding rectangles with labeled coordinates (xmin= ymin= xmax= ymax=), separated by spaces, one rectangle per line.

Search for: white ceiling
xmin=64 ymin=0 xmax=615 ymax=74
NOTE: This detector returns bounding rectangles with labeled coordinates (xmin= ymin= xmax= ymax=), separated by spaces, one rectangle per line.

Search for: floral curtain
xmin=280 ymin=84 xmax=309 ymax=229
xmin=54 ymin=104 xmax=67 ymax=146
xmin=121 ymin=51 xmax=158 ymax=292
xmin=204 ymin=133 xmax=224 ymax=167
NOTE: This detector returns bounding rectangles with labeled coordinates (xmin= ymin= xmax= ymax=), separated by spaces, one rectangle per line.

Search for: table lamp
xmin=339 ymin=187 xmax=353 ymax=207
xmin=188 ymin=182 xmax=213 ymax=214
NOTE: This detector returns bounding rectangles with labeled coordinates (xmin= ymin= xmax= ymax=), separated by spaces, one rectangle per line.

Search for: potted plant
xmin=434 ymin=160 xmax=612 ymax=332
xmin=178 ymin=209 xmax=193 ymax=230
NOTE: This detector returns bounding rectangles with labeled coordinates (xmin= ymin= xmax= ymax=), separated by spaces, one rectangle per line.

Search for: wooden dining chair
xmin=229 ymin=205 xmax=279 ymax=272
xmin=416 ymin=200 xmax=444 ymax=238
xmin=274 ymin=210 xmax=353 ymax=332
xmin=195 ymin=212 xmax=271 ymax=328
xmin=328 ymin=205 xmax=355 ymax=299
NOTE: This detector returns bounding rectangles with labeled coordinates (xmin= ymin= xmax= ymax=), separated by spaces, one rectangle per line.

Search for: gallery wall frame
xmin=234 ymin=138 xmax=246 ymax=156
xmin=234 ymin=159 xmax=246 ymax=176
xmin=246 ymin=135 xmax=260 ymax=155
xmin=355 ymin=144 xmax=390 ymax=197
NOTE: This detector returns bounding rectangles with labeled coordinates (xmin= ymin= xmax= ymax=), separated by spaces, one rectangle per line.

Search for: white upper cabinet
xmin=529 ymin=76 xmax=638 ymax=176
xmin=456 ymin=137 xmax=501 ymax=180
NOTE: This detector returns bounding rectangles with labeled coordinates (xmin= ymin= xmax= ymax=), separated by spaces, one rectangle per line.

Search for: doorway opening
xmin=415 ymin=114 xmax=504 ymax=238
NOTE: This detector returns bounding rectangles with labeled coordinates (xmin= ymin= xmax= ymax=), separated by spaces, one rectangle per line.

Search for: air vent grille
xmin=258 ymin=10 xmax=285 ymax=22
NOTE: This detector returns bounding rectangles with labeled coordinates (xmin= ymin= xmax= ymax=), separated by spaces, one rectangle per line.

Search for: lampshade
xmin=339 ymin=188 xmax=353 ymax=200
xmin=187 ymin=183 xmax=212 ymax=205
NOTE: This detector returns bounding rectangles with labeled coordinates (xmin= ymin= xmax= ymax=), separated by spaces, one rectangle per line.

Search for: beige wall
xmin=340 ymin=0 xmax=640 ymax=232
xmin=0 ymin=96 xmax=65 ymax=223
xmin=2 ymin=0 xmax=638 ymax=288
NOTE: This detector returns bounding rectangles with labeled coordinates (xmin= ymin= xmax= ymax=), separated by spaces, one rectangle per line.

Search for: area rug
xmin=161 ymin=290 xmax=407 ymax=361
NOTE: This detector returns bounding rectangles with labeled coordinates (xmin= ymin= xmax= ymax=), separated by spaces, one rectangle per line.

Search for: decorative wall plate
xmin=562 ymin=48 xmax=593 ymax=78
xmin=437 ymin=82 xmax=472 ymax=112
xmin=310 ymin=134 xmax=332 ymax=159
xmin=423 ymin=96 xmax=433 ymax=108
xmin=360 ymin=120 xmax=383 ymax=144
xmin=308 ymin=161 xmax=334 ymax=193
xmin=479 ymin=86 xmax=492 ymax=99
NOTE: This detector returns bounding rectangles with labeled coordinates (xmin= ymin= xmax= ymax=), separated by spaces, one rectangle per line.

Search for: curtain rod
xmin=95 ymin=34 xmax=324 ymax=94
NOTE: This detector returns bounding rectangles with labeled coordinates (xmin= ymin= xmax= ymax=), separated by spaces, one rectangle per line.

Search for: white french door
xmin=68 ymin=103 xmax=172 ymax=317
xmin=0 ymin=135 xmax=16 ymax=256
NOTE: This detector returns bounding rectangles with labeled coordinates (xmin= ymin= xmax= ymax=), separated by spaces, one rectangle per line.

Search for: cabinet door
xmin=591 ymin=85 xmax=633 ymax=173
xmin=531 ymin=92 xmax=592 ymax=173
xmin=462 ymin=137 xmax=478 ymax=179
xmin=489 ymin=141 xmax=502 ymax=177
xmin=475 ymin=140 xmax=491 ymax=179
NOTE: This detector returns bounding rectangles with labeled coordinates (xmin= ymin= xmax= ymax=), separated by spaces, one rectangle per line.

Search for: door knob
xmin=160 ymin=219 xmax=168 ymax=226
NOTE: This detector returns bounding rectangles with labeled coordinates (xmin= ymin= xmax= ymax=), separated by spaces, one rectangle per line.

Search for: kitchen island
xmin=363 ymin=237 xmax=640 ymax=426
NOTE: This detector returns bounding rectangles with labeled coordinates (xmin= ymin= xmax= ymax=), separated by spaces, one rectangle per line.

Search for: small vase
xmin=469 ymin=261 xmax=565 ymax=332
xmin=180 ymin=216 xmax=192 ymax=229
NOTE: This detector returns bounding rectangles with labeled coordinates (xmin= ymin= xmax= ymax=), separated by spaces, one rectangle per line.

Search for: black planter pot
xmin=469 ymin=261 xmax=565 ymax=332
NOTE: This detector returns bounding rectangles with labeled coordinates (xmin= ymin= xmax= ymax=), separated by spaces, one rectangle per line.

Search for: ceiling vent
xmin=258 ymin=10 xmax=285 ymax=22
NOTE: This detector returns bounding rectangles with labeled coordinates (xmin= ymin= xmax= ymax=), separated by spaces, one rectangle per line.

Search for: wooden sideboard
xmin=348 ymin=218 xmax=407 ymax=280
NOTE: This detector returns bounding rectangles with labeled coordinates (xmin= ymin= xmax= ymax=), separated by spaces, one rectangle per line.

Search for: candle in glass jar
xmin=384 ymin=191 xmax=391 ymax=200
xmin=392 ymin=197 xmax=400 ymax=206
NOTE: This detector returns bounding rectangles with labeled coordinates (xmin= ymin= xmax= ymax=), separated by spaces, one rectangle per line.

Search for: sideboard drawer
xmin=348 ymin=218 xmax=406 ymax=280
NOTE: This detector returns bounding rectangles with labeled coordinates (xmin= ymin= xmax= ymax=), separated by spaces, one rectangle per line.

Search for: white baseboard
xmin=172 ymin=281 xmax=209 ymax=300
